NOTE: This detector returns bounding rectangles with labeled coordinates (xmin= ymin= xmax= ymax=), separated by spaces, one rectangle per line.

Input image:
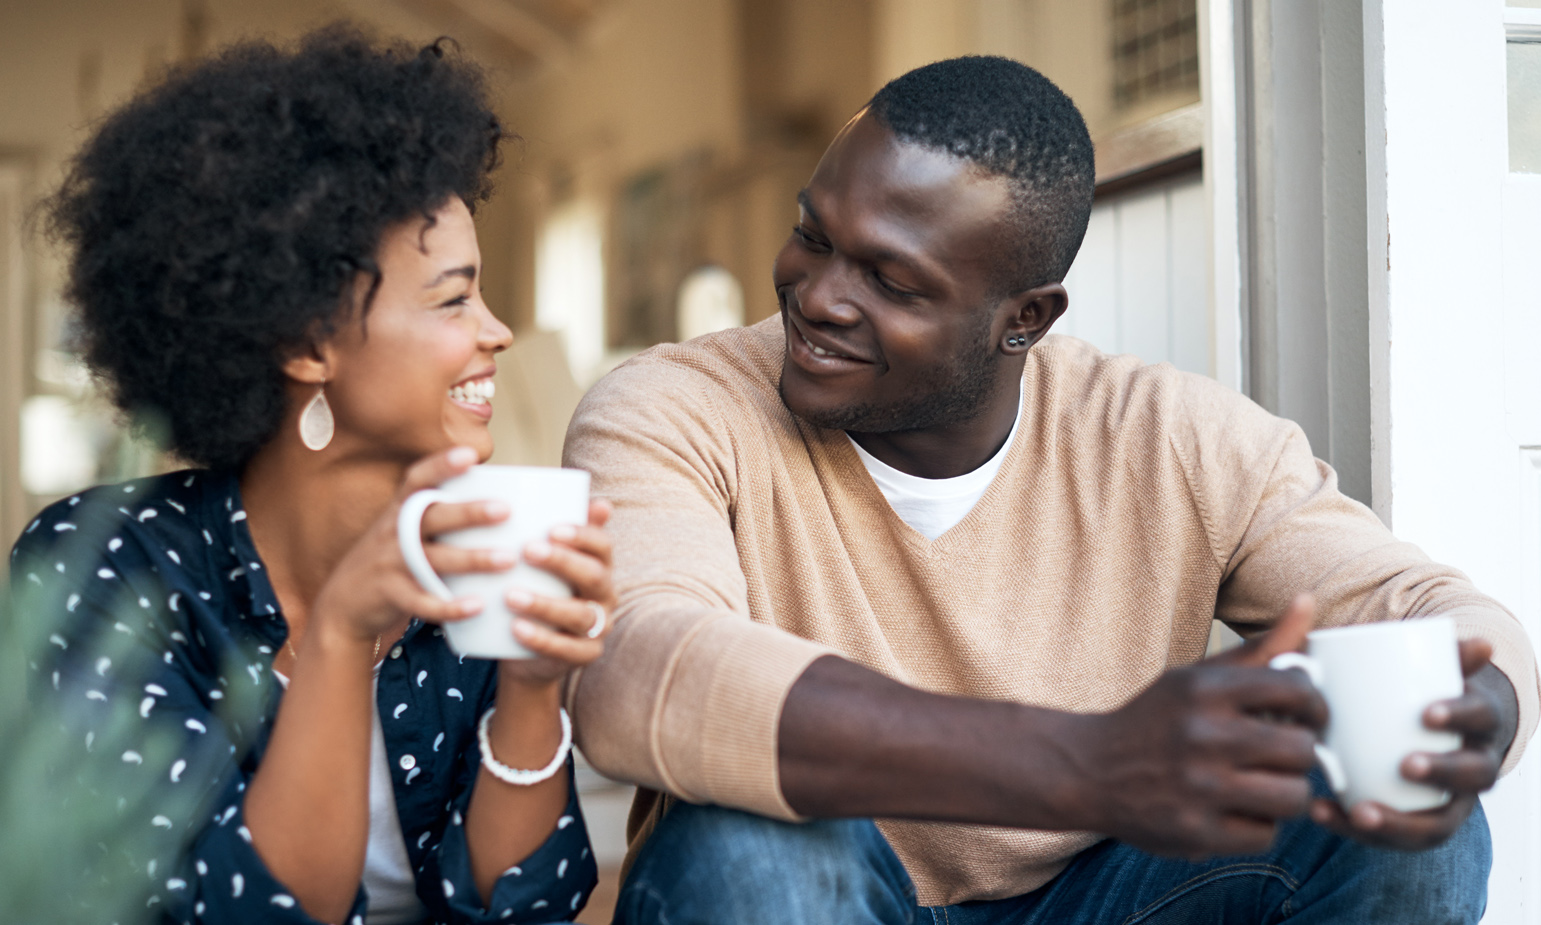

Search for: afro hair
xmin=45 ymin=24 xmax=505 ymax=470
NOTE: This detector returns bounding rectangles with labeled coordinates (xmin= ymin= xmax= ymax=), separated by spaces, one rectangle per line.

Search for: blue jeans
xmin=613 ymin=778 xmax=1491 ymax=925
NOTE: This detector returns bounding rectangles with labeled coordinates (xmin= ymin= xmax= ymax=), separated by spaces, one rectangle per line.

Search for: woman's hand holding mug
xmin=310 ymin=446 xmax=615 ymax=679
xmin=392 ymin=448 xmax=614 ymax=682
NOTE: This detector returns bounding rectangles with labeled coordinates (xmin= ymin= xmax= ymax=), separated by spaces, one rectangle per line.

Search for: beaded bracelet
xmin=477 ymin=706 xmax=571 ymax=786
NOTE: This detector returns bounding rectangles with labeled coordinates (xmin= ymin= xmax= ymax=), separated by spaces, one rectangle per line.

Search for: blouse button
xmin=390 ymin=645 xmax=403 ymax=659
xmin=399 ymin=754 xmax=416 ymax=771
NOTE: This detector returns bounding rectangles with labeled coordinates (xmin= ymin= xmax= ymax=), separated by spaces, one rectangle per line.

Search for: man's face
xmin=774 ymin=111 xmax=1021 ymax=433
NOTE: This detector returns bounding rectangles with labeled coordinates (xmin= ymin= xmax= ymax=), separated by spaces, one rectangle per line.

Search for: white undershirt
xmin=848 ymin=383 xmax=1024 ymax=540
xmin=271 ymin=667 xmax=426 ymax=925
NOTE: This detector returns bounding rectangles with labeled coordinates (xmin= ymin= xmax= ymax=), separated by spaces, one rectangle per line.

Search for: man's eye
xmin=874 ymin=273 xmax=916 ymax=299
xmin=791 ymin=226 xmax=828 ymax=250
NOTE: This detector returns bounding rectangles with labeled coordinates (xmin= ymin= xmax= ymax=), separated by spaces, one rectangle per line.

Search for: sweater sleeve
xmin=1171 ymin=376 xmax=1540 ymax=776
xmin=562 ymin=359 xmax=835 ymax=820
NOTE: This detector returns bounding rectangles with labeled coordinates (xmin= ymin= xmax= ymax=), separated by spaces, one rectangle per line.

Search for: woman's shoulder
xmin=13 ymin=470 xmax=228 ymax=557
xmin=8 ymin=469 xmax=245 ymax=614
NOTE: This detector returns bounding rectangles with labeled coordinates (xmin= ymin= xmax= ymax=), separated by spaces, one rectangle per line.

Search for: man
xmin=564 ymin=57 xmax=1537 ymax=923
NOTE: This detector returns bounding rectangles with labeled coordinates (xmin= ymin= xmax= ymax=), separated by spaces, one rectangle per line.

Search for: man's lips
xmin=785 ymin=313 xmax=871 ymax=367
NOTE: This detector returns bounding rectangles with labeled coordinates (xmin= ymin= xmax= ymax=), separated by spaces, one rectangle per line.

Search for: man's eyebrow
xmin=796 ymin=189 xmax=820 ymax=225
xmin=797 ymin=188 xmax=931 ymax=280
xmin=425 ymin=265 xmax=476 ymax=288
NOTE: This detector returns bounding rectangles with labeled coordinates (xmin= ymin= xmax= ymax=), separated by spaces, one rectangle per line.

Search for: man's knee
xmin=1387 ymin=801 xmax=1493 ymax=923
xmin=614 ymin=802 xmax=915 ymax=925
xmin=1300 ymin=800 xmax=1492 ymax=925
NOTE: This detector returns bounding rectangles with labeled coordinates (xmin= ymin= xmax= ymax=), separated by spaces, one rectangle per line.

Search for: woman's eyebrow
xmin=425 ymin=265 xmax=476 ymax=287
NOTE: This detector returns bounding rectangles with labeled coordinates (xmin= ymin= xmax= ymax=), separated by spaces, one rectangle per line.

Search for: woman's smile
xmin=449 ymin=374 xmax=496 ymax=419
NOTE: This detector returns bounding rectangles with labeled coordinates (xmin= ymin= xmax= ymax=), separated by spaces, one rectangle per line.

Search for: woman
xmin=15 ymin=27 xmax=607 ymax=925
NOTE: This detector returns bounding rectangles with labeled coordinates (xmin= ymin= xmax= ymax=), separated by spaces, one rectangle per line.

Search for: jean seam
xmin=620 ymin=882 xmax=674 ymax=925
xmin=1121 ymin=863 xmax=1300 ymax=925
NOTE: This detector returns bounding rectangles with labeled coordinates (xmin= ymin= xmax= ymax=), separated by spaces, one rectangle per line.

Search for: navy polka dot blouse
xmin=10 ymin=470 xmax=597 ymax=924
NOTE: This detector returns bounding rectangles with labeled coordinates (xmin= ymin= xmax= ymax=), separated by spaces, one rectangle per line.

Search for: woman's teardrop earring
xmin=298 ymin=382 xmax=335 ymax=451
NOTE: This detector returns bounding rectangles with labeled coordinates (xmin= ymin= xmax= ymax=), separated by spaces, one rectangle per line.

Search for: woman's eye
xmin=443 ymin=294 xmax=470 ymax=309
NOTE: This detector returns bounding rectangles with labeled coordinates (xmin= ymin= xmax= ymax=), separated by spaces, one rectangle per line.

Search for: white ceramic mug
xmin=1268 ymin=617 xmax=1463 ymax=812
xmin=397 ymin=465 xmax=591 ymax=659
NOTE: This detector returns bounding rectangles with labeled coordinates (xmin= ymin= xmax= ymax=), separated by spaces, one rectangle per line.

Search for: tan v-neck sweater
xmin=563 ymin=318 xmax=1539 ymax=905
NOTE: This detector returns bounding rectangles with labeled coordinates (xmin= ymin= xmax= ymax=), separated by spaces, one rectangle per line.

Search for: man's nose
xmin=796 ymin=262 xmax=862 ymax=327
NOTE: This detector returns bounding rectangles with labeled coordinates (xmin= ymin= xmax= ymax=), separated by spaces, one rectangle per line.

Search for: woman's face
xmin=321 ymin=197 xmax=513 ymax=463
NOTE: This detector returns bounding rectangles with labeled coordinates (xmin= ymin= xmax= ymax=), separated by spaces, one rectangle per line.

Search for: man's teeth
xmin=449 ymin=379 xmax=495 ymax=405
xmin=802 ymin=331 xmax=850 ymax=359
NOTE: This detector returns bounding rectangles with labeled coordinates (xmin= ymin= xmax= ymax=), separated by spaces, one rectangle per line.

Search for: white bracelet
xmin=477 ymin=707 xmax=571 ymax=786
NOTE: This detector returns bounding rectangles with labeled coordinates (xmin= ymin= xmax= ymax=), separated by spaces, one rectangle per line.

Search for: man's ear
xmin=1001 ymin=283 xmax=1068 ymax=354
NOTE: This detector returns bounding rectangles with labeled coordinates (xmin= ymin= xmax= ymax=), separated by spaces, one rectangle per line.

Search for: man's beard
xmin=782 ymin=314 xmax=1001 ymax=434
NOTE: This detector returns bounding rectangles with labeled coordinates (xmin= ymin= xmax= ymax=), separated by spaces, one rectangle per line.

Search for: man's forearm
xmin=777 ymin=655 xmax=1090 ymax=828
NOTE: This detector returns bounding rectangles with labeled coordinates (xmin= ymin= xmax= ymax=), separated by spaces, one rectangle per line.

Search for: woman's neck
xmin=239 ymin=440 xmax=407 ymax=615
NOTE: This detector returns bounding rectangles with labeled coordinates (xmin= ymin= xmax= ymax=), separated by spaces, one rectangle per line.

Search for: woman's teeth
xmin=449 ymin=379 xmax=495 ymax=405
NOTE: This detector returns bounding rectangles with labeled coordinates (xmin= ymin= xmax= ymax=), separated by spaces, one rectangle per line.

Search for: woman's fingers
xmin=391 ymin=577 xmax=480 ymax=624
xmin=587 ymin=498 xmax=613 ymax=529
xmin=400 ymin=445 xmax=478 ymax=496
xmin=547 ymin=522 xmax=613 ymax=566
xmin=524 ymin=540 xmax=613 ymax=605
xmin=419 ymin=498 xmax=509 ymax=538
xmin=424 ymin=543 xmax=517 ymax=577
xmin=512 ymin=617 xmax=605 ymax=666
xmin=508 ymin=590 xmax=605 ymax=638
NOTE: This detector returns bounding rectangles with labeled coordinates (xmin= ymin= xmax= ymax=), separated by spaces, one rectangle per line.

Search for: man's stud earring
xmin=1006 ymin=335 xmax=1028 ymax=348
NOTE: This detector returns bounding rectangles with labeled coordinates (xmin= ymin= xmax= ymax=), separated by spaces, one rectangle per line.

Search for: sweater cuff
xmin=1448 ymin=610 xmax=1540 ymax=776
xmin=655 ymin=619 xmax=835 ymax=820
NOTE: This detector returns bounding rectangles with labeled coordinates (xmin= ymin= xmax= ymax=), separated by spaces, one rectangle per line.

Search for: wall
xmin=1059 ymin=171 xmax=1210 ymax=375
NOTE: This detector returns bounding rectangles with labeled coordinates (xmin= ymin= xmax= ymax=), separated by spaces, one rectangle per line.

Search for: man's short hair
xmin=868 ymin=56 xmax=1095 ymax=293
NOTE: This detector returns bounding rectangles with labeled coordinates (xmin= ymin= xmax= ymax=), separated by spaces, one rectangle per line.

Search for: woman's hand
xmin=499 ymin=499 xmax=617 ymax=687
xmin=309 ymin=446 xmax=506 ymax=647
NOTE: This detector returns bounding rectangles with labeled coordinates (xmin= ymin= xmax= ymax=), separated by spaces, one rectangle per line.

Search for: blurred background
xmin=5 ymin=0 xmax=1540 ymax=922
xmin=0 ymin=3 xmax=1210 ymax=918
xmin=0 ymin=0 xmax=1211 ymax=544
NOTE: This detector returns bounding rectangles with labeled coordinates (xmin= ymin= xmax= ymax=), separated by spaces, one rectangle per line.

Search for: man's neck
xmin=847 ymin=378 xmax=1022 ymax=479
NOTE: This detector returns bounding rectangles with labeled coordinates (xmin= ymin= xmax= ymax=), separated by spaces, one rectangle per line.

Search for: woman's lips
xmin=449 ymin=377 xmax=494 ymax=419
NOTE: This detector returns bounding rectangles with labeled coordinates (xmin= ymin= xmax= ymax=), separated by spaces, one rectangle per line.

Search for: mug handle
xmin=397 ymin=489 xmax=454 ymax=601
xmin=1268 ymin=652 xmax=1350 ymax=796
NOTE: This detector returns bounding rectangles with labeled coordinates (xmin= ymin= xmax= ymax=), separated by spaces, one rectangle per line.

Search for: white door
xmin=1058 ymin=172 xmax=1211 ymax=377
xmin=1372 ymin=1 xmax=1541 ymax=921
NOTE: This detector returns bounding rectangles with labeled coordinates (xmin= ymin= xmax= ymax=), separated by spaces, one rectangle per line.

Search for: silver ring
xmin=585 ymin=601 xmax=607 ymax=639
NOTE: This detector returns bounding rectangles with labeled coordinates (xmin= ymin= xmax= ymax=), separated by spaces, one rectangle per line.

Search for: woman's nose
xmin=478 ymin=298 xmax=514 ymax=352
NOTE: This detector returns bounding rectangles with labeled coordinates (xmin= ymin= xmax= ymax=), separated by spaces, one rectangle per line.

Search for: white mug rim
xmin=1305 ymin=615 xmax=1454 ymax=644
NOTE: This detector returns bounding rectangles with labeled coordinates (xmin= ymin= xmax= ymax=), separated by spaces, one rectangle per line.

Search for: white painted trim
xmin=1198 ymin=0 xmax=1244 ymax=393
xmin=1363 ymin=0 xmax=1393 ymax=525
xmin=1505 ymin=7 xmax=1541 ymax=29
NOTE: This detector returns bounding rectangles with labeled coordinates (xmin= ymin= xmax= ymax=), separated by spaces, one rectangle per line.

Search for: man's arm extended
xmin=780 ymin=598 xmax=1327 ymax=858
xmin=782 ymin=597 xmax=1523 ymax=858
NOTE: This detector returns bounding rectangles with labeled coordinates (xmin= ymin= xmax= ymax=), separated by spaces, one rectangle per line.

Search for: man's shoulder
xmin=1028 ymin=335 xmax=1290 ymax=449
xmin=576 ymin=319 xmax=786 ymax=421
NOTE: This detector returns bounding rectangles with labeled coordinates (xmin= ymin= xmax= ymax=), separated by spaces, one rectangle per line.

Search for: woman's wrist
xmin=494 ymin=667 xmax=564 ymax=710
xmin=483 ymin=675 xmax=566 ymax=775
